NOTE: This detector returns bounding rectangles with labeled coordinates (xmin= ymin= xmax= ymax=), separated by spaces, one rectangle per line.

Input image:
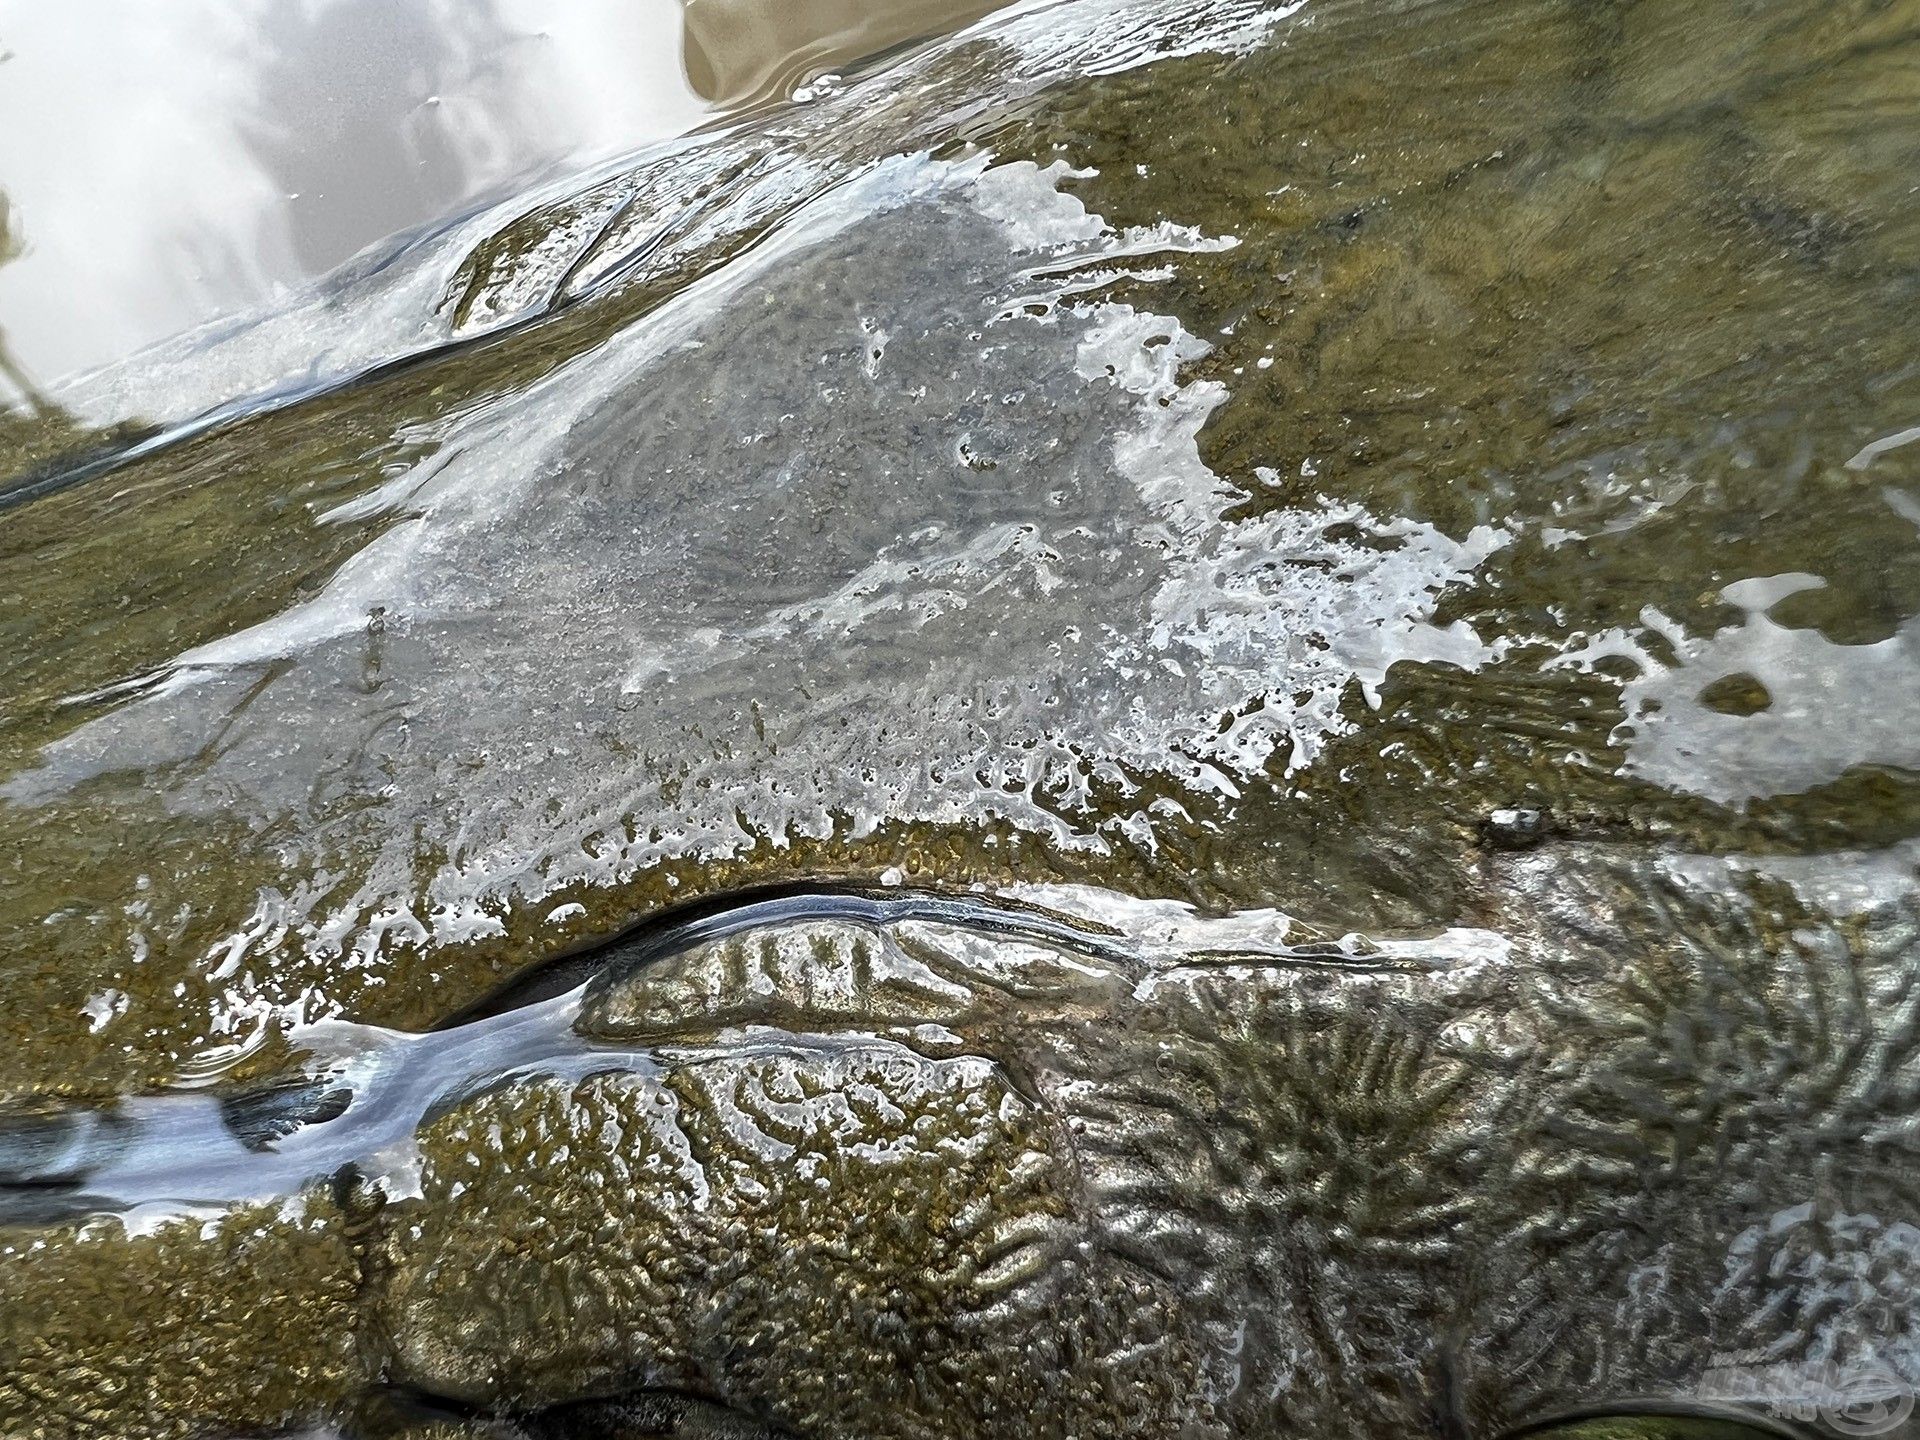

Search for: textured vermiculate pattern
xmin=0 ymin=1196 xmax=366 ymax=1438
xmin=387 ymin=1049 xmax=1224 ymax=1439
xmin=1480 ymin=852 xmax=1920 ymax=1422
xmin=4 ymin=849 xmax=1918 ymax=1439
xmin=387 ymin=852 xmax=1920 ymax=1438
xmin=578 ymin=917 xmax=1535 ymax=1432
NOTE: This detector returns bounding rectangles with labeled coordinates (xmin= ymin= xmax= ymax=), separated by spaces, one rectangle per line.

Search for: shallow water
xmin=0 ymin=883 xmax=1479 ymax=1226
xmin=0 ymin=0 xmax=1020 ymax=402
xmin=2 ymin=0 xmax=1920 ymax=1435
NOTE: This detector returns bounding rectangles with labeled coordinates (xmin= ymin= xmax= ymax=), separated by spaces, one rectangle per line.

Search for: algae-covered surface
xmin=2 ymin=0 xmax=1919 ymax=1435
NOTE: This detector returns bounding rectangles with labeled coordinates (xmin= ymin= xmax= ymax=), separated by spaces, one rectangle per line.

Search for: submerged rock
xmin=2 ymin=0 xmax=1918 ymax=1103
xmin=4 ymin=847 xmax=1915 ymax=1437
xmin=1 ymin=0 xmax=1918 ymax=1432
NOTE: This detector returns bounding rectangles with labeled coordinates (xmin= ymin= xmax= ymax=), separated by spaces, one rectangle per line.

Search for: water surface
xmin=4 ymin=0 xmax=1915 ymax=1104
xmin=2 ymin=1 xmax=1919 ymax=1430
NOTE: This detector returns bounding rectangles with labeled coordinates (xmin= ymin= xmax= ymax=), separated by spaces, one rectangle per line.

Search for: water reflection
xmin=0 ymin=0 xmax=1027 ymax=454
xmin=0 ymin=0 xmax=706 ymax=395
xmin=0 ymin=195 xmax=37 ymax=413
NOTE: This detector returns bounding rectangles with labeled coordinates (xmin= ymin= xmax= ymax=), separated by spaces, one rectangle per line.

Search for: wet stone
xmin=1482 ymin=806 xmax=1549 ymax=849
xmin=1697 ymin=671 xmax=1775 ymax=718
xmin=3 ymin=850 xmax=1917 ymax=1436
xmin=1 ymin=0 xmax=1919 ymax=1433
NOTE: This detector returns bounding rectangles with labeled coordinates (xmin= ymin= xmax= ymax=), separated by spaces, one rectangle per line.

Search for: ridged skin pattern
xmin=3 ymin=846 xmax=1915 ymax=1438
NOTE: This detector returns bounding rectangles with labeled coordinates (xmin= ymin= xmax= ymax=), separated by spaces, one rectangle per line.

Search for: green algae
xmin=0 ymin=1193 xmax=368 ymax=1437
xmin=0 ymin=10 xmax=1917 ymax=1431
xmin=3 ymin=0 xmax=1919 ymax=1106
xmin=972 ymin=0 xmax=1920 ymax=861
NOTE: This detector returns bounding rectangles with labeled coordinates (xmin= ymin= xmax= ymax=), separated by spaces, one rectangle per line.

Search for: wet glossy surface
xmin=0 ymin=0 xmax=702 ymax=398
xmin=3 ymin=0 xmax=1920 ymax=1435
xmin=0 ymin=0 xmax=1019 ymax=411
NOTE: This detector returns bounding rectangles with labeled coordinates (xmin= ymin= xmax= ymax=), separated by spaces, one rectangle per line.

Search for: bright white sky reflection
xmin=0 ymin=0 xmax=707 ymax=395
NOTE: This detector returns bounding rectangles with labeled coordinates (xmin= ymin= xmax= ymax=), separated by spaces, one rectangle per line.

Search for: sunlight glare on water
xmin=3 ymin=2 xmax=1920 ymax=1431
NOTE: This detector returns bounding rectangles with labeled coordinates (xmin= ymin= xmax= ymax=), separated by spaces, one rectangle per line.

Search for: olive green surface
xmin=5 ymin=844 xmax=1914 ymax=1438
xmin=2 ymin=0 xmax=1917 ymax=1099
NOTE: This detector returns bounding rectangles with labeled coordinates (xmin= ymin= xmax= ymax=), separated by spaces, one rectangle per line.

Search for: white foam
xmin=14 ymin=152 xmax=1504 ymax=1008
